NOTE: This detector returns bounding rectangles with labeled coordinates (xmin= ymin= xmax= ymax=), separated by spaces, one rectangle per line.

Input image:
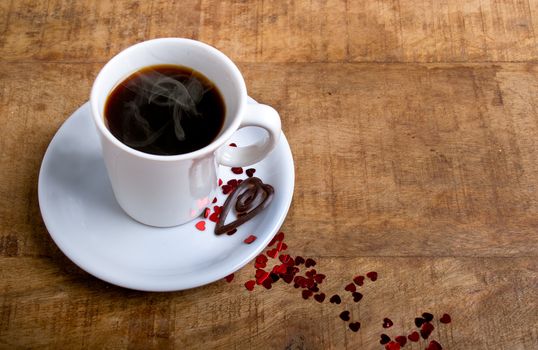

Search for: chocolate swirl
xmin=215 ymin=177 xmax=274 ymax=235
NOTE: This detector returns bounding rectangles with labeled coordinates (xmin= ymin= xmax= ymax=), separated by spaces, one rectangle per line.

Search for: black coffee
xmin=105 ymin=65 xmax=225 ymax=155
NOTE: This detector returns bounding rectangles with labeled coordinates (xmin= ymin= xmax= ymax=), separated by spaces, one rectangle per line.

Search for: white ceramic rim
xmin=89 ymin=38 xmax=247 ymax=162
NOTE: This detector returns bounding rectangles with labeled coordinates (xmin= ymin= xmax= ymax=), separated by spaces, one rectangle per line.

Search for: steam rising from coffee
xmin=105 ymin=65 xmax=225 ymax=156
xmin=120 ymin=70 xmax=211 ymax=147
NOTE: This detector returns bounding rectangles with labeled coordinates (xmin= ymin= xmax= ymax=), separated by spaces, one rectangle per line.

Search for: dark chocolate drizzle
xmin=215 ymin=177 xmax=274 ymax=235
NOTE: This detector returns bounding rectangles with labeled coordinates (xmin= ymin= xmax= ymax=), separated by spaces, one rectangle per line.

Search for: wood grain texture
xmin=1 ymin=0 xmax=538 ymax=63
xmin=1 ymin=0 xmax=538 ymax=349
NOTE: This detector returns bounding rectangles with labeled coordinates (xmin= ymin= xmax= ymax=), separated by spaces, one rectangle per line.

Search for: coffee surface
xmin=105 ymin=65 xmax=225 ymax=155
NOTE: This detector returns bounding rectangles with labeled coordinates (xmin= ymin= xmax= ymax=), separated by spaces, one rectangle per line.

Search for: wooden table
xmin=1 ymin=1 xmax=537 ymax=349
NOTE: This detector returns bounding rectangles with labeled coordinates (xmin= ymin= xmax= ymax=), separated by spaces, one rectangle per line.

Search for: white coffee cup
xmin=90 ymin=38 xmax=281 ymax=227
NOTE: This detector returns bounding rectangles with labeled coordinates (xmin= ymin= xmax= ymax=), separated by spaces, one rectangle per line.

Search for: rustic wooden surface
xmin=1 ymin=1 xmax=538 ymax=349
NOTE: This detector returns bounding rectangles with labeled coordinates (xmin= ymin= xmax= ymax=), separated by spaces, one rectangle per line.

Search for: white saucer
xmin=38 ymin=98 xmax=294 ymax=291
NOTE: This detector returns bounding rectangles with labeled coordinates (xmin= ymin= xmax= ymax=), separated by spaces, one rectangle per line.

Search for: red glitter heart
xmin=261 ymin=278 xmax=272 ymax=289
xmin=420 ymin=322 xmax=435 ymax=339
xmin=268 ymin=232 xmax=284 ymax=247
xmin=395 ymin=336 xmax=407 ymax=347
xmin=279 ymin=254 xmax=290 ymax=264
xmin=276 ymin=264 xmax=288 ymax=274
xmin=213 ymin=205 xmax=222 ymax=214
xmin=422 ymin=312 xmax=434 ymax=322
xmin=305 ymin=258 xmax=316 ymax=268
xmin=212 ymin=196 xmax=218 ymax=203
xmin=313 ymin=274 xmax=326 ymax=283
xmin=256 ymin=254 xmax=268 ymax=264
xmin=305 ymin=269 xmax=317 ymax=278
xmin=339 ymin=311 xmax=350 ymax=321
xmin=349 ymin=322 xmax=360 ymax=332
xmin=222 ymin=184 xmax=233 ymax=194
xmin=209 ymin=212 xmax=219 ymax=223
xmin=203 ymin=208 xmax=210 ymax=218
xmin=379 ymin=334 xmax=391 ymax=345
xmin=384 ymin=341 xmax=400 ymax=350
xmin=440 ymin=313 xmax=451 ymax=324
xmin=344 ymin=283 xmax=356 ymax=292
xmin=294 ymin=256 xmax=305 ymax=265
xmin=218 ymin=178 xmax=223 ymax=186
xmin=255 ymin=269 xmax=265 ymax=279
xmin=267 ymin=249 xmax=278 ymax=258
xmin=256 ymin=271 xmax=270 ymax=285
xmin=229 ymin=143 xmax=237 ymax=147
xmin=244 ymin=280 xmax=255 ymax=291
xmin=352 ymin=292 xmax=363 ymax=302
xmin=407 ymin=331 xmax=420 ymax=342
xmin=366 ymin=271 xmax=378 ymax=281
xmin=329 ymin=294 xmax=341 ymax=304
xmin=246 ymin=168 xmax=256 ymax=177
xmin=276 ymin=241 xmax=286 ymax=252
xmin=231 ymin=167 xmax=243 ymax=174
xmin=224 ymin=274 xmax=234 ymax=282
xmin=281 ymin=274 xmax=294 ymax=284
xmin=284 ymin=257 xmax=295 ymax=266
xmin=353 ymin=275 xmax=364 ymax=286
xmin=302 ymin=290 xmax=313 ymax=299
xmin=195 ymin=221 xmax=206 ymax=231
xmin=382 ymin=318 xmax=393 ymax=328
xmin=415 ymin=317 xmax=425 ymax=327
xmin=314 ymin=293 xmax=325 ymax=303
xmin=426 ymin=340 xmax=443 ymax=350
xmin=243 ymin=235 xmax=257 ymax=244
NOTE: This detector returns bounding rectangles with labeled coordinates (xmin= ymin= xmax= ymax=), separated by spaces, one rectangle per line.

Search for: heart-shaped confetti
xmin=414 ymin=317 xmax=425 ymax=327
xmin=344 ymin=283 xmax=356 ymax=292
xmin=379 ymin=334 xmax=391 ymax=345
xmin=267 ymin=249 xmax=278 ymax=258
xmin=294 ymin=256 xmax=305 ymax=265
xmin=395 ymin=335 xmax=407 ymax=347
xmin=256 ymin=271 xmax=270 ymax=285
xmin=305 ymin=269 xmax=317 ymax=278
xmin=420 ymin=322 xmax=435 ymax=339
xmin=440 ymin=313 xmax=451 ymax=324
xmin=426 ymin=340 xmax=443 ymax=350
xmin=353 ymin=275 xmax=364 ymax=286
xmin=339 ymin=311 xmax=350 ymax=321
xmin=314 ymin=293 xmax=325 ymax=303
xmin=195 ymin=221 xmax=206 ymax=231
xmin=224 ymin=274 xmax=234 ymax=282
xmin=231 ymin=167 xmax=243 ymax=174
xmin=366 ymin=271 xmax=378 ymax=281
xmin=246 ymin=168 xmax=256 ymax=177
xmin=209 ymin=212 xmax=219 ymax=223
xmin=349 ymin=322 xmax=360 ymax=332
xmin=243 ymin=235 xmax=257 ymax=244
xmin=407 ymin=331 xmax=420 ymax=342
xmin=313 ymin=274 xmax=326 ymax=283
xmin=244 ymin=280 xmax=255 ymax=291
xmin=422 ymin=312 xmax=434 ymax=322
xmin=305 ymin=258 xmax=316 ymax=268
xmin=302 ymin=290 xmax=313 ymax=299
xmin=382 ymin=317 xmax=393 ymax=328
xmin=352 ymin=292 xmax=363 ymax=302
xmin=329 ymin=294 xmax=341 ymax=304
xmin=384 ymin=341 xmax=400 ymax=350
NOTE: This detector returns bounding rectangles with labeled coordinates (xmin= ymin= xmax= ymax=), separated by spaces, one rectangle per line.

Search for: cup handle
xmin=215 ymin=103 xmax=281 ymax=167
